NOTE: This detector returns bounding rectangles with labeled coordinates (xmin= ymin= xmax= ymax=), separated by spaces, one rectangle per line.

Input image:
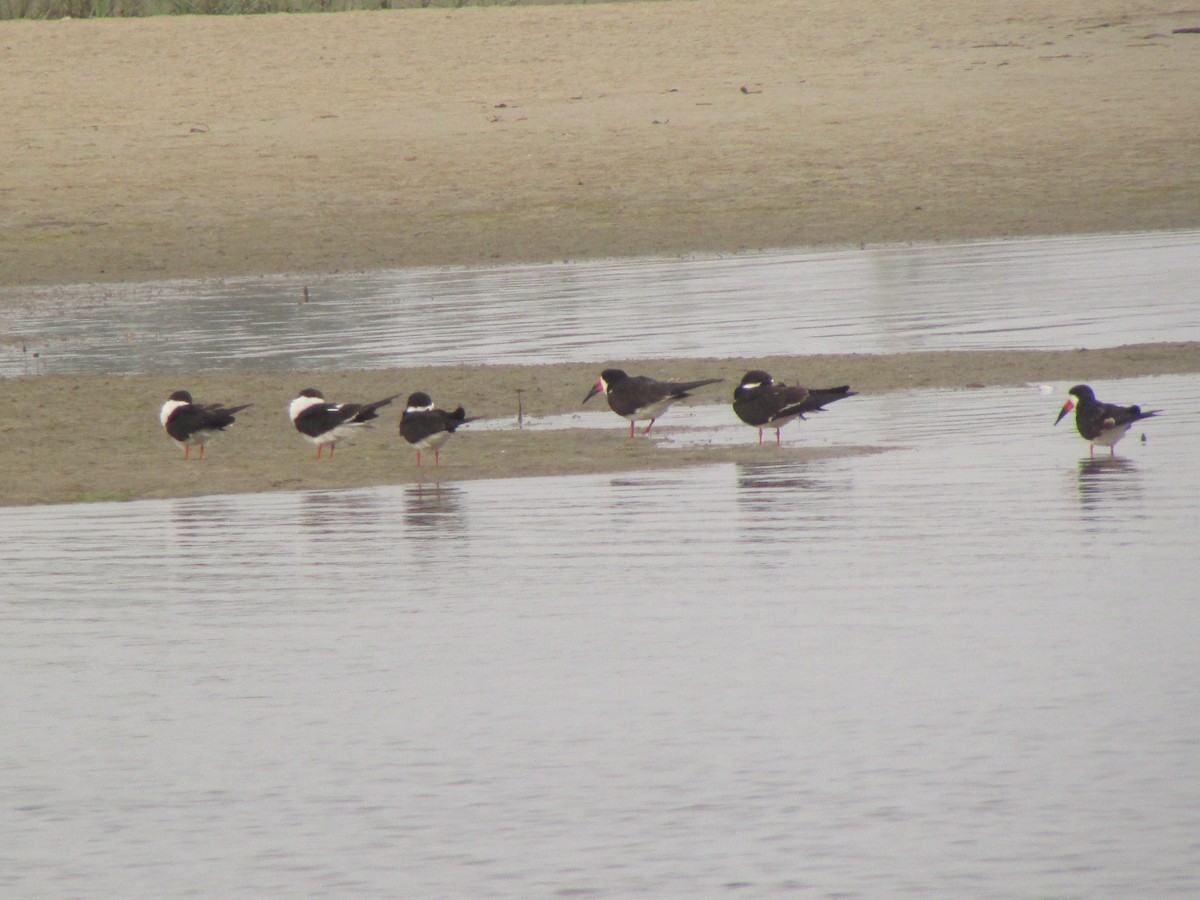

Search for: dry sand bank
xmin=2 ymin=0 xmax=1200 ymax=287
xmin=2 ymin=344 xmax=1196 ymax=507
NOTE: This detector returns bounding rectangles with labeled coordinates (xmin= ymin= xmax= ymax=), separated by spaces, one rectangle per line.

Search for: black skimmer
xmin=289 ymin=388 xmax=398 ymax=459
xmin=399 ymin=391 xmax=474 ymax=466
xmin=1054 ymin=383 xmax=1160 ymax=458
xmin=583 ymin=368 xmax=722 ymax=437
xmin=159 ymin=390 xmax=251 ymax=461
xmin=732 ymin=370 xmax=856 ymax=447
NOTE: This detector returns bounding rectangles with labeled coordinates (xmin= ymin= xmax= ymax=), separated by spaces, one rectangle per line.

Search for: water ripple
xmin=3 ymin=231 xmax=1198 ymax=375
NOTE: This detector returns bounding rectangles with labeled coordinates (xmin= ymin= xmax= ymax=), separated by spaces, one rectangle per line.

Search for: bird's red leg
xmin=435 ymin=450 xmax=440 ymax=467
xmin=329 ymin=444 xmax=335 ymax=459
xmin=184 ymin=444 xmax=190 ymax=461
xmin=199 ymin=445 xmax=206 ymax=461
xmin=316 ymin=445 xmax=322 ymax=460
xmin=1089 ymin=444 xmax=1094 ymax=459
xmin=643 ymin=419 xmax=656 ymax=435
xmin=416 ymin=450 xmax=422 ymax=467
xmin=629 ymin=421 xmax=635 ymax=439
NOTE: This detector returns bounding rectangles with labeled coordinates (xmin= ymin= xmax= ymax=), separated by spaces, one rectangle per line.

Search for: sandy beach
xmin=4 ymin=0 xmax=1200 ymax=286
xmin=2 ymin=0 xmax=1199 ymax=505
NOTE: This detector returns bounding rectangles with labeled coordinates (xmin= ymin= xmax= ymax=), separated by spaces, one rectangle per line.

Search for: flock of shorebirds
xmin=158 ymin=370 xmax=1160 ymax=465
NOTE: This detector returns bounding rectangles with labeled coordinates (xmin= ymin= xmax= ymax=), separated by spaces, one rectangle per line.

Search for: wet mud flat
xmin=2 ymin=343 xmax=1196 ymax=506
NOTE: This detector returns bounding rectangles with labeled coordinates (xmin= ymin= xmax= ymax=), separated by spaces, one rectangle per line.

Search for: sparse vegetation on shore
xmin=1 ymin=0 xmax=628 ymax=22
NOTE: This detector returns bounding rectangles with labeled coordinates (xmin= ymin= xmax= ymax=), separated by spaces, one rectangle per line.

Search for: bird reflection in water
xmin=736 ymin=462 xmax=828 ymax=494
xmin=735 ymin=462 xmax=849 ymax=549
xmin=170 ymin=497 xmax=242 ymax=557
xmin=300 ymin=490 xmax=385 ymax=539
xmin=403 ymin=482 xmax=467 ymax=537
xmin=1074 ymin=456 xmax=1143 ymax=520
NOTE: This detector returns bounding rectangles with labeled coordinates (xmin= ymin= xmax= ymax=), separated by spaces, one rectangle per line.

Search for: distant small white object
xmin=1037 ymin=384 xmax=1054 ymax=394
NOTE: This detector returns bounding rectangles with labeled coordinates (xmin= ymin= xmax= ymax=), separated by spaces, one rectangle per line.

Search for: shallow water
xmin=3 ymin=373 xmax=1198 ymax=897
xmin=3 ymin=230 xmax=1199 ymax=376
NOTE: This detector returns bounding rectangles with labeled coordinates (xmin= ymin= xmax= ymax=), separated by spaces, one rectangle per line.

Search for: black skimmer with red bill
xmin=1054 ymin=383 xmax=1161 ymax=458
xmin=583 ymin=368 xmax=722 ymax=437
xmin=399 ymin=391 xmax=475 ymax=466
xmin=732 ymin=370 xmax=856 ymax=447
xmin=289 ymin=388 xmax=399 ymax=459
xmin=159 ymin=390 xmax=252 ymax=461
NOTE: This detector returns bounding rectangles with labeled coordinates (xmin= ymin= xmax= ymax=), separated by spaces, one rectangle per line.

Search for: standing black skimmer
xmin=1055 ymin=384 xmax=1160 ymax=458
xmin=399 ymin=391 xmax=474 ymax=466
xmin=583 ymin=368 xmax=721 ymax=437
xmin=732 ymin=370 xmax=856 ymax=447
xmin=289 ymin=388 xmax=398 ymax=459
xmin=159 ymin=390 xmax=252 ymax=461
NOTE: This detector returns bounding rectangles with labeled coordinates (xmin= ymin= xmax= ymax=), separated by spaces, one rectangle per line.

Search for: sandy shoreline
xmin=3 ymin=0 xmax=1200 ymax=288
xmin=2 ymin=344 xmax=1196 ymax=507
xmin=3 ymin=1 xmax=1199 ymax=504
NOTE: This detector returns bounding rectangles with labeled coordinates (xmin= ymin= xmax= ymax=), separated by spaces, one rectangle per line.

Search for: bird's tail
xmin=671 ymin=377 xmax=723 ymax=396
xmin=447 ymin=407 xmax=478 ymax=431
xmin=778 ymin=386 xmax=856 ymax=419
xmin=354 ymin=394 xmax=400 ymax=423
xmin=368 ymin=394 xmax=400 ymax=411
xmin=203 ymin=403 xmax=253 ymax=428
xmin=806 ymin=386 xmax=856 ymax=409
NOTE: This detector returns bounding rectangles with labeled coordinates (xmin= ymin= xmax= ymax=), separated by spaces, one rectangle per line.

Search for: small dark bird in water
xmin=732 ymin=370 xmax=856 ymax=447
xmin=583 ymin=368 xmax=722 ymax=437
xmin=1054 ymin=384 xmax=1160 ymax=458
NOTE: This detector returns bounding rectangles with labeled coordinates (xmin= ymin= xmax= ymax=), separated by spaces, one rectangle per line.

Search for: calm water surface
xmin=3 ymin=373 xmax=1198 ymax=897
xmin=2 ymin=230 xmax=1199 ymax=376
